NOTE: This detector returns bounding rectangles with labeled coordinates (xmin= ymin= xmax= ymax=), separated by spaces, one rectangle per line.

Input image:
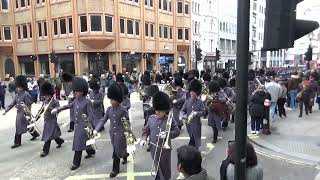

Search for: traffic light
xmin=215 ymin=48 xmax=221 ymax=61
xmin=263 ymin=0 xmax=319 ymax=50
xmin=305 ymin=45 xmax=313 ymax=61
xmin=195 ymin=47 xmax=202 ymax=62
xmin=30 ymin=55 xmax=37 ymax=61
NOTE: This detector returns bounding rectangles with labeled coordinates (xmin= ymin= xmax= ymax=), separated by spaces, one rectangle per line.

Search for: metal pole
xmin=235 ymin=0 xmax=250 ymax=179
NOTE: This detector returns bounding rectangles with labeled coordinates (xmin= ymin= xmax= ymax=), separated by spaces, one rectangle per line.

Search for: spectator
xmin=309 ymin=72 xmax=319 ymax=113
xmin=297 ymin=76 xmax=312 ymax=117
xmin=177 ymin=145 xmax=214 ymax=180
xmin=0 ymin=78 xmax=7 ymax=110
xmin=28 ymin=77 xmax=38 ymax=103
xmin=288 ymin=73 xmax=299 ymax=109
xmin=265 ymin=77 xmax=281 ymax=122
xmin=82 ymin=73 xmax=89 ymax=82
xmin=220 ymin=141 xmax=263 ymax=180
xmin=100 ymin=74 xmax=107 ymax=94
xmin=55 ymin=74 xmax=62 ymax=100
xmin=277 ymin=81 xmax=287 ymax=118
xmin=37 ymin=74 xmax=45 ymax=101
xmin=8 ymin=77 xmax=15 ymax=99
xmin=249 ymin=87 xmax=268 ymax=134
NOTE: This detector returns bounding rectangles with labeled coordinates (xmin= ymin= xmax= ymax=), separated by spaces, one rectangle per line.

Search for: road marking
xmin=175 ymin=136 xmax=206 ymax=140
xmin=127 ymin=154 xmax=134 ymax=180
xmin=247 ymin=134 xmax=259 ymax=139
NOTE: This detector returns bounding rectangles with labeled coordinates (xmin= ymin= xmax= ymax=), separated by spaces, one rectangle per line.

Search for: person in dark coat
xmin=249 ymin=89 xmax=267 ymax=134
xmin=0 ymin=79 xmax=7 ymax=110
xmin=89 ymin=78 xmax=105 ymax=129
xmin=39 ymin=81 xmax=64 ymax=157
xmin=219 ymin=78 xmax=235 ymax=131
xmin=62 ymin=72 xmax=75 ymax=132
xmin=180 ymin=79 xmax=205 ymax=149
xmin=207 ymin=80 xmax=226 ymax=143
xmin=119 ymin=83 xmax=131 ymax=111
xmin=37 ymin=75 xmax=45 ymax=101
xmin=94 ymin=83 xmax=129 ymax=178
xmin=172 ymin=76 xmax=186 ymax=130
xmin=51 ymin=77 xmax=96 ymax=170
xmin=3 ymin=75 xmax=40 ymax=148
xmin=141 ymin=91 xmax=180 ymax=180
xmin=143 ymin=84 xmax=159 ymax=126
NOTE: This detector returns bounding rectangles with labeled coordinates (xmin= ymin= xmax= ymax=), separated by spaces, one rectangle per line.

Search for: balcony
xmin=0 ymin=41 xmax=13 ymax=53
xmin=79 ymin=35 xmax=115 ymax=49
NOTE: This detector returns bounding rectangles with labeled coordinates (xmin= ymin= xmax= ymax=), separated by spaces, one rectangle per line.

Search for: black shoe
xmin=146 ymin=146 xmax=151 ymax=152
xmin=70 ymin=164 xmax=80 ymax=171
xmin=98 ymin=127 xmax=105 ymax=132
xmin=11 ymin=144 xmax=21 ymax=149
xmin=68 ymin=129 xmax=74 ymax=133
xmin=109 ymin=171 xmax=119 ymax=178
xmin=85 ymin=154 xmax=95 ymax=159
xmin=212 ymin=139 xmax=217 ymax=144
xmin=298 ymin=115 xmax=302 ymax=118
xmin=222 ymin=127 xmax=226 ymax=131
xmin=30 ymin=136 xmax=38 ymax=141
xmin=56 ymin=140 xmax=65 ymax=148
xmin=122 ymin=158 xmax=127 ymax=165
xmin=40 ymin=152 xmax=49 ymax=157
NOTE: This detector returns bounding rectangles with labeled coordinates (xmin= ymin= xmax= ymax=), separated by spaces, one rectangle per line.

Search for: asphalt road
xmin=0 ymin=92 xmax=319 ymax=180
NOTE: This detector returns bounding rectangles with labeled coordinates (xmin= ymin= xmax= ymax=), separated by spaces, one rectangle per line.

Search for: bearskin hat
xmin=202 ymin=72 xmax=212 ymax=82
xmin=218 ymin=78 xmax=228 ymax=88
xmin=188 ymin=79 xmax=202 ymax=95
xmin=119 ymin=82 xmax=129 ymax=96
xmin=116 ymin=73 xmax=124 ymax=83
xmin=40 ymin=81 xmax=55 ymax=96
xmin=107 ymin=83 xmax=123 ymax=103
xmin=183 ymin=72 xmax=189 ymax=81
xmin=146 ymin=84 xmax=159 ymax=97
xmin=248 ymin=69 xmax=256 ymax=81
xmin=152 ymin=91 xmax=171 ymax=111
xmin=15 ymin=75 xmax=28 ymax=91
xmin=89 ymin=78 xmax=100 ymax=91
xmin=174 ymin=76 xmax=183 ymax=87
xmin=144 ymin=70 xmax=151 ymax=77
xmin=62 ymin=72 xmax=74 ymax=82
xmin=72 ymin=77 xmax=89 ymax=95
xmin=222 ymin=71 xmax=230 ymax=80
xmin=229 ymin=78 xmax=236 ymax=87
xmin=189 ymin=69 xmax=200 ymax=79
xmin=209 ymin=80 xmax=220 ymax=93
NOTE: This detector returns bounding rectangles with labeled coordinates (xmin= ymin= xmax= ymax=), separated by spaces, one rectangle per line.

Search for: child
xmin=171 ymin=76 xmax=185 ymax=130
xmin=141 ymin=91 xmax=180 ymax=180
xmin=180 ymin=79 xmax=205 ymax=149
xmin=39 ymin=81 xmax=64 ymax=157
xmin=51 ymin=77 xmax=95 ymax=170
xmin=94 ymin=83 xmax=129 ymax=178
xmin=88 ymin=78 xmax=105 ymax=129
xmin=3 ymin=75 xmax=40 ymax=148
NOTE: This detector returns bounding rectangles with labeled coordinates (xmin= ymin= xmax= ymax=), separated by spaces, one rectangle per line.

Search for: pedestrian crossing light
xmin=195 ymin=47 xmax=202 ymax=62
xmin=263 ymin=0 xmax=319 ymax=50
xmin=215 ymin=48 xmax=221 ymax=61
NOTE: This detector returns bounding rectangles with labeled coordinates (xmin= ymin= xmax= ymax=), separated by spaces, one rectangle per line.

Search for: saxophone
xmin=121 ymin=117 xmax=137 ymax=152
xmin=82 ymin=114 xmax=100 ymax=148
xmin=163 ymin=80 xmax=176 ymax=98
xmin=186 ymin=110 xmax=196 ymax=125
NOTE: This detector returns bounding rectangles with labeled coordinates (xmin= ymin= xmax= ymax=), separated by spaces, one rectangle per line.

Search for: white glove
xmin=93 ymin=130 xmax=98 ymax=136
xmin=51 ymin=108 xmax=58 ymax=115
xmin=91 ymin=100 xmax=95 ymax=103
xmin=159 ymin=131 xmax=167 ymax=139
xmin=173 ymin=99 xmax=177 ymax=104
xmin=139 ymin=139 xmax=147 ymax=147
xmin=127 ymin=145 xmax=136 ymax=154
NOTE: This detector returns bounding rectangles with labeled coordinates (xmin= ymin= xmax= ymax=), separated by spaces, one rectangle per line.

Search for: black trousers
xmin=277 ymin=98 xmax=287 ymax=117
xmin=212 ymin=126 xmax=218 ymax=141
xmin=0 ymin=95 xmax=4 ymax=109
xmin=112 ymin=149 xmax=120 ymax=173
xmin=73 ymin=148 xmax=96 ymax=166
xmin=299 ymin=101 xmax=309 ymax=116
xmin=43 ymin=137 xmax=64 ymax=153
xmin=188 ymin=135 xmax=196 ymax=147
xmin=14 ymin=130 xmax=39 ymax=145
xmin=69 ymin=122 xmax=74 ymax=130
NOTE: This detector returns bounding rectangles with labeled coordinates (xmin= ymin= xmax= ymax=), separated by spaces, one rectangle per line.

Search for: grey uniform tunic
xmin=180 ymin=98 xmax=205 ymax=148
xmin=68 ymin=97 xmax=75 ymax=123
xmin=208 ymin=92 xmax=226 ymax=129
xmin=121 ymin=97 xmax=131 ymax=111
xmin=172 ymin=88 xmax=185 ymax=126
xmin=5 ymin=91 xmax=33 ymax=135
xmin=142 ymin=114 xmax=180 ymax=180
xmin=41 ymin=99 xmax=62 ymax=142
xmin=58 ymin=96 xmax=94 ymax=151
xmin=95 ymin=105 xmax=129 ymax=158
xmin=89 ymin=91 xmax=105 ymax=127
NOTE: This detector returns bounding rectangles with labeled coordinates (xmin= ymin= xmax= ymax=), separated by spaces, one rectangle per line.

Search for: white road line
xmin=175 ymin=136 xmax=207 ymax=140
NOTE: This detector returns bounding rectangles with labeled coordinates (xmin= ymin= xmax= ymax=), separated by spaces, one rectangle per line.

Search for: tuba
xmin=150 ymin=111 xmax=173 ymax=176
xmin=121 ymin=117 xmax=138 ymax=154
xmin=82 ymin=114 xmax=100 ymax=149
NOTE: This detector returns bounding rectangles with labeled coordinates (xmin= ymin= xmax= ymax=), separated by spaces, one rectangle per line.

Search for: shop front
xmin=18 ymin=56 xmax=35 ymax=76
xmin=122 ymin=52 xmax=142 ymax=73
xmin=88 ymin=52 xmax=109 ymax=75
xmin=38 ymin=55 xmax=50 ymax=76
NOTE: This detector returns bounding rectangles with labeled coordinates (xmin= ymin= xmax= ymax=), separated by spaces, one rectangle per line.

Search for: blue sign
xmin=159 ymin=56 xmax=167 ymax=65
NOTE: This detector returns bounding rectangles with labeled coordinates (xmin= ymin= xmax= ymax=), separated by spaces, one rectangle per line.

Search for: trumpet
xmin=186 ymin=110 xmax=196 ymax=125
xmin=121 ymin=117 xmax=138 ymax=155
xmin=150 ymin=111 xmax=173 ymax=176
xmin=82 ymin=114 xmax=100 ymax=149
xmin=33 ymin=97 xmax=54 ymax=122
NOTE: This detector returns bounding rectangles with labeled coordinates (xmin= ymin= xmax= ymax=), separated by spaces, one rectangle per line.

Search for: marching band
xmin=2 ymin=69 xmax=233 ymax=180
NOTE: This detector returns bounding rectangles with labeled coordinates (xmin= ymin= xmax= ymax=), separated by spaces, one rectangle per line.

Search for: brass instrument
xmin=137 ymin=86 xmax=145 ymax=101
xmin=67 ymin=92 xmax=74 ymax=101
xmin=20 ymin=102 xmax=39 ymax=134
xmin=150 ymin=111 xmax=173 ymax=177
xmin=143 ymin=97 xmax=153 ymax=112
xmin=185 ymin=110 xmax=196 ymax=125
xmin=163 ymin=80 xmax=176 ymax=97
xmin=121 ymin=117 xmax=138 ymax=154
xmin=82 ymin=114 xmax=100 ymax=149
xmin=33 ymin=97 xmax=54 ymax=122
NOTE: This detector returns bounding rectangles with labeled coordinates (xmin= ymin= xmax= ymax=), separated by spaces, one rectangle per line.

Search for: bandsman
xmin=171 ymin=76 xmax=185 ymax=130
xmin=61 ymin=72 xmax=75 ymax=132
xmin=88 ymin=78 xmax=105 ymax=130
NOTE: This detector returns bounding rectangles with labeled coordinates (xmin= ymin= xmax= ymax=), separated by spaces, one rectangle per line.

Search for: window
xmin=60 ymin=18 xmax=66 ymax=34
xmin=3 ymin=26 xmax=11 ymax=40
xmin=150 ymin=0 xmax=153 ymax=7
xmin=145 ymin=23 xmax=149 ymax=36
xmin=17 ymin=25 xmax=21 ymax=39
xmin=163 ymin=0 xmax=167 ymax=10
xmin=53 ymin=19 xmax=58 ymax=35
xmin=253 ymin=3 xmax=256 ymax=11
xmin=21 ymin=0 xmax=25 ymax=7
xmin=158 ymin=0 xmax=161 ymax=9
xmin=91 ymin=15 xmax=102 ymax=31
xmin=120 ymin=18 xmax=125 ymax=34
xmin=135 ymin=21 xmax=140 ymax=35
xmin=185 ymin=3 xmax=189 ymax=14
xmin=177 ymin=1 xmax=182 ymax=13
xmin=22 ymin=24 xmax=27 ymax=38
xmin=29 ymin=23 xmax=32 ymax=38
xmin=38 ymin=22 xmax=42 ymax=37
xmin=1 ymin=0 xmax=8 ymax=10
xmin=16 ymin=0 xmax=18 ymax=8
xmin=127 ymin=19 xmax=133 ymax=34
xmin=80 ymin=15 xmax=87 ymax=32
xmin=27 ymin=0 xmax=30 ymax=6
xmin=68 ymin=17 xmax=73 ymax=33
xmin=43 ymin=21 xmax=47 ymax=36
xmin=185 ymin=28 xmax=189 ymax=40
xmin=169 ymin=27 xmax=172 ymax=39
xmin=150 ymin=23 xmax=154 ymax=37
xmin=163 ymin=26 xmax=168 ymax=38
xmin=159 ymin=25 xmax=162 ymax=38
xmin=105 ymin=16 xmax=113 ymax=32
xmin=168 ymin=0 xmax=171 ymax=12
xmin=178 ymin=28 xmax=183 ymax=39
xmin=145 ymin=0 xmax=148 ymax=5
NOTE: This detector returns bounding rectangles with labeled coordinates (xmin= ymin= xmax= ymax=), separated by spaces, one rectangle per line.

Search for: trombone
xmin=150 ymin=110 xmax=173 ymax=177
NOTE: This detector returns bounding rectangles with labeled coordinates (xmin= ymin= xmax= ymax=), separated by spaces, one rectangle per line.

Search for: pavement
xmin=0 ymin=91 xmax=320 ymax=180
